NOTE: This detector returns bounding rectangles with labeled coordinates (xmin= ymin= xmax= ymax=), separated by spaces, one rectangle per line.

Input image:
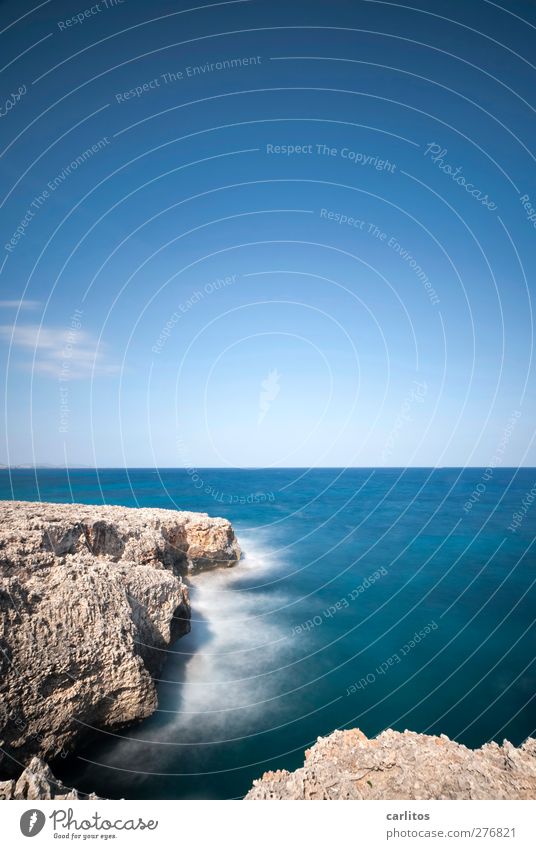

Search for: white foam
xmin=106 ymin=534 xmax=295 ymax=772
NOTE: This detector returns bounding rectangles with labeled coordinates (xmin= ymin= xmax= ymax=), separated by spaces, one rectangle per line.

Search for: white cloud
xmin=0 ymin=323 xmax=119 ymax=379
xmin=0 ymin=299 xmax=41 ymax=310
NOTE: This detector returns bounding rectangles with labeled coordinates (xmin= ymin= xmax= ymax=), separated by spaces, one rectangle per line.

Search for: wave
xmin=92 ymin=532 xmax=294 ymax=776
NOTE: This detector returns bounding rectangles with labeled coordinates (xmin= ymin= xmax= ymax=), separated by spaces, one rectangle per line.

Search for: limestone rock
xmin=0 ymin=757 xmax=101 ymax=800
xmin=0 ymin=500 xmax=240 ymax=577
xmin=0 ymin=500 xmax=240 ymax=776
xmin=245 ymin=728 xmax=536 ymax=799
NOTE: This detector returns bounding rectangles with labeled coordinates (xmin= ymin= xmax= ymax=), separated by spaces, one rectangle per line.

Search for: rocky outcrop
xmin=245 ymin=728 xmax=536 ymax=800
xmin=0 ymin=500 xmax=240 ymax=777
xmin=0 ymin=757 xmax=102 ymax=800
xmin=0 ymin=500 xmax=240 ymax=576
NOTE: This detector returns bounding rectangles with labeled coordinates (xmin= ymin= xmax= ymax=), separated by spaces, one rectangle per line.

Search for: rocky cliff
xmin=245 ymin=728 xmax=536 ymax=800
xmin=0 ymin=500 xmax=240 ymax=777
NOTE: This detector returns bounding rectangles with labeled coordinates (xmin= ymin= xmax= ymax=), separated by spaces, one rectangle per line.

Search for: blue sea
xmin=1 ymin=467 xmax=535 ymax=799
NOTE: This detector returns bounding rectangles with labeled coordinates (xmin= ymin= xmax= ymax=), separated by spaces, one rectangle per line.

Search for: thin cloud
xmin=0 ymin=299 xmax=41 ymax=310
xmin=0 ymin=323 xmax=119 ymax=379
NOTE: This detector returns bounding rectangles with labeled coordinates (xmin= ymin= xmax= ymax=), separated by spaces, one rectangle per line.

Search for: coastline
xmin=1 ymin=494 xmax=534 ymax=801
xmin=0 ymin=499 xmax=240 ymax=787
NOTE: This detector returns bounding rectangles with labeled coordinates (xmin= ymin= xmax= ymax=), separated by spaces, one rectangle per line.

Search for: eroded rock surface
xmin=0 ymin=500 xmax=240 ymax=576
xmin=0 ymin=757 xmax=102 ymax=800
xmin=245 ymin=728 xmax=536 ymax=800
xmin=0 ymin=500 xmax=240 ymax=776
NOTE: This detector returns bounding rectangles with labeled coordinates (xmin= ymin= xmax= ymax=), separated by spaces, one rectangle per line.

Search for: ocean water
xmin=1 ymin=467 xmax=535 ymax=799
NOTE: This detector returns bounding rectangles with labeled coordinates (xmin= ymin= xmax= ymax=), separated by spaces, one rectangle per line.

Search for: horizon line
xmin=1 ymin=465 xmax=535 ymax=471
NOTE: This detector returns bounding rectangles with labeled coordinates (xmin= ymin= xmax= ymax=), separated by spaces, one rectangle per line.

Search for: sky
xmin=0 ymin=0 xmax=535 ymax=467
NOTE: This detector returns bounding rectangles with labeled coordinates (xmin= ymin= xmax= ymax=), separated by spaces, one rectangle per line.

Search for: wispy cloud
xmin=0 ymin=299 xmax=41 ymax=310
xmin=0 ymin=323 xmax=118 ymax=379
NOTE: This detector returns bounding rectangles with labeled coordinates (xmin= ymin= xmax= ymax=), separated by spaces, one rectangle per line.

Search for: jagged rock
xmin=0 ymin=757 xmax=101 ymax=800
xmin=0 ymin=500 xmax=240 ymax=576
xmin=245 ymin=728 xmax=536 ymax=800
xmin=0 ymin=500 xmax=240 ymax=776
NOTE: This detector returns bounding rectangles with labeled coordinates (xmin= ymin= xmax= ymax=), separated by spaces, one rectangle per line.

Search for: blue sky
xmin=0 ymin=0 xmax=535 ymax=467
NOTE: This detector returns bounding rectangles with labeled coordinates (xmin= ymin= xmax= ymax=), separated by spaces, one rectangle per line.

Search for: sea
xmin=1 ymin=467 xmax=534 ymax=799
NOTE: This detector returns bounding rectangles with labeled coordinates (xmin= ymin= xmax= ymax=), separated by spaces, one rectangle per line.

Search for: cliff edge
xmin=245 ymin=728 xmax=536 ymax=800
xmin=0 ymin=500 xmax=240 ymax=776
